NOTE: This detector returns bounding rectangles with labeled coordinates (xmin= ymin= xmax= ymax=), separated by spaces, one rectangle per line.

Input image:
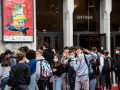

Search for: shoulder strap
xmin=84 ymin=54 xmax=89 ymax=67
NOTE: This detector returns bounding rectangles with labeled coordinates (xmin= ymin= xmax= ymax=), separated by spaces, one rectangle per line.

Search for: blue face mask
xmin=53 ymin=59 xmax=58 ymax=62
xmin=70 ymin=56 xmax=74 ymax=59
xmin=77 ymin=54 xmax=81 ymax=58
xmin=116 ymin=51 xmax=119 ymax=54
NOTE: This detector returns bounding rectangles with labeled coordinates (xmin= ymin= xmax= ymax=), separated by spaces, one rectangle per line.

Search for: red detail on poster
xmin=2 ymin=0 xmax=33 ymax=42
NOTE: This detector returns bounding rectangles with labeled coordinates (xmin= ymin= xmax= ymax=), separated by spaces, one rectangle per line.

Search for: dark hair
xmin=17 ymin=52 xmax=26 ymax=61
xmin=43 ymin=42 xmax=49 ymax=48
xmin=69 ymin=50 xmax=74 ymax=54
xmin=51 ymin=54 xmax=61 ymax=68
xmin=4 ymin=50 xmax=12 ymax=56
xmin=18 ymin=47 xmax=25 ymax=53
xmin=91 ymin=47 xmax=97 ymax=51
xmin=64 ymin=46 xmax=69 ymax=50
xmin=22 ymin=46 xmax=29 ymax=52
xmin=101 ymin=50 xmax=104 ymax=54
xmin=75 ymin=46 xmax=82 ymax=51
xmin=116 ymin=47 xmax=120 ymax=51
xmin=26 ymin=50 xmax=36 ymax=60
xmin=1 ymin=53 xmax=10 ymax=67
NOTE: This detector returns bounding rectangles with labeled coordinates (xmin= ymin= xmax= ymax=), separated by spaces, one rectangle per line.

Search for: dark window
xmin=36 ymin=0 xmax=63 ymax=31
xmin=111 ymin=0 xmax=120 ymax=32
xmin=73 ymin=0 xmax=100 ymax=32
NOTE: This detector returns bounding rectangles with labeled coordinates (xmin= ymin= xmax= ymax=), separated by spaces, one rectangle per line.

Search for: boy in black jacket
xmin=61 ymin=50 xmax=76 ymax=90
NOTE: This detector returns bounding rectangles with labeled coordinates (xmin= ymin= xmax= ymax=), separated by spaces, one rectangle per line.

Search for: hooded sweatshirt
xmin=36 ymin=56 xmax=48 ymax=80
xmin=43 ymin=49 xmax=54 ymax=65
xmin=8 ymin=54 xmax=18 ymax=67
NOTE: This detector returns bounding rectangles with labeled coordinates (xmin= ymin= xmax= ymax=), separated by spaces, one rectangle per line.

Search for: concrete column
xmin=100 ymin=0 xmax=116 ymax=86
xmin=0 ymin=0 xmax=36 ymax=53
xmin=63 ymin=0 xmax=74 ymax=47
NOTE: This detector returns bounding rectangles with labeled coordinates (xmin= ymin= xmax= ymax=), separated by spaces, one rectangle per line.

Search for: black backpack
xmin=7 ymin=65 xmax=18 ymax=87
xmin=106 ymin=57 xmax=114 ymax=71
xmin=102 ymin=57 xmax=109 ymax=73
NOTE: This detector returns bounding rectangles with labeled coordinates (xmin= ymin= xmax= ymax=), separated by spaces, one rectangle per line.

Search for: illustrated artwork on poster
xmin=2 ymin=0 xmax=33 ymax=42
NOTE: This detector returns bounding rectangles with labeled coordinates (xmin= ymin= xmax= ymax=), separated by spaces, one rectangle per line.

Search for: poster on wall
xmin=2 ymin=0 xmax=34 ymax=42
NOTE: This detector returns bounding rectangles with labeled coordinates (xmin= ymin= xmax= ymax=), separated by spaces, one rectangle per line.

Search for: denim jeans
xmin=29 ymin=73 xmax=39 ymax=90
xmin=89 ymin=78 xmax=96 ymax=90
xmin=2 ymin=77 xmax=9 ymax=90
xmin=99 ymin=72 xmax=106 ymax=90
xmin=53 ymin=75 xmax=62 ymax=90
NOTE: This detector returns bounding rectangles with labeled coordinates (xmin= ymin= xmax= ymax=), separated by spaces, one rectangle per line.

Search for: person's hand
xmin=52 ymin=69 xmax=57 ymax=72
xmin=83 ymin=48 xmax=90 ymax=54
xmin=78 ymin=57 xmax=82 ymax=62
xmin=36 ymin=80 xmax=38 ymax=83
xmin=63 ymin=53 xmax=67 ymax=58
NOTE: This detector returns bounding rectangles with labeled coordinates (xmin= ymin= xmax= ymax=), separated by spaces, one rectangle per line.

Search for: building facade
xmin=0 ymin=0 xmax=120 ymax=85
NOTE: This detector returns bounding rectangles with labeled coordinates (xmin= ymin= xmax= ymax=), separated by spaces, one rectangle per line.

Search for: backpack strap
xmin=84 ymin=54 xmax=89 ymax=68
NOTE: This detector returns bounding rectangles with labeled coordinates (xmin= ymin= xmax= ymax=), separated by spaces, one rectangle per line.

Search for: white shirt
xmin=99 ymin=56 xmax=104 ymax=72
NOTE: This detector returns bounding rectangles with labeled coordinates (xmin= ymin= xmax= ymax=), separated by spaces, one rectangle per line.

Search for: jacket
xmin=8 ymin=54 xmax=17 ymax=67
xmin=43 ymin=49 xmax=54 ymax=65
xmin=36 ymin=56 xmax=48 ymax=80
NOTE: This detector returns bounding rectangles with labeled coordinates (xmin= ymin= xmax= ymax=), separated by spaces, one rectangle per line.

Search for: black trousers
xmin=105 ymin=72 xmax=112 ymax=89
xmin=38 ymin=80 xmax=48 ymax=90
xmin=48 ymin=77 xmax=53 ymax=90
xmin=14 ymin=85 xmax=28 ymax=90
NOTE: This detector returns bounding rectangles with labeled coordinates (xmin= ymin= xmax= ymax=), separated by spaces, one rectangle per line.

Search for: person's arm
xmin=61 ymin=57 xmax=68 ymax=65
xmin=26 ymin=65 xmax=31 ymax=85
xmin=74 ymin=58 xmax=81 ymax=72
xmin=9 ymin=58 xmax=16 ymax=67
xmin=99 ymin=57 xmax=104 ymax=73
xmin=56 ymin=65 xmax=64 ymax=74
xmin=85 ymin=52 xmax=97 ymax=61
xmin=36 ymin=61 xmax=41 ymax=81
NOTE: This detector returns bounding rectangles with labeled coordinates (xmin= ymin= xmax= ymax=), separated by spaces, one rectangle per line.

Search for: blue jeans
xmin=29 ymin=73 xmax=39 ymax=90
xmin=2 ymin=77 xmax=9 ymax=90
xmin=89 ymin=78 xmax=96 ymax=90
xmin=53 ymin=75 xmax=62 ymax=90
xmin=99 ymin=72 xmax=106 ymax=90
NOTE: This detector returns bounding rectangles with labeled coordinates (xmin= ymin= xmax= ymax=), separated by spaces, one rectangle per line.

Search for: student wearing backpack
xmin=4 ymin=50 xmax=18 ymax=67
xmin=51 ymin=54 xmax=63 ymax=90
xmin=99 ymin=50 xmax=107 ymax=90
xmin=74 ymin=47 xmax=97 ymax=90
xmin=36 ymin=49 xmax=49 ymax=90
xmin=61 ymin=50 xmax=76 ymax=90
xmin=0 ymin=53 xmax=11 ymax=90
xmin=26 ymin=50 xmax=39 ymax=90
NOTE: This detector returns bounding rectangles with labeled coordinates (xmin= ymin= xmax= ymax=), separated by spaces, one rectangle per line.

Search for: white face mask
xmin=53 ymin=59 xmax=58 ymax=63
xmin=116 ymin=51 xmax=119 ymax=54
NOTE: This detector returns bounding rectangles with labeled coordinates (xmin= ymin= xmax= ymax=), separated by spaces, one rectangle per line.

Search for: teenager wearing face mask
xmin=61 ymin=50 xmax=76 ymax=90
xmin=114 ymin=47 xmax=120 ymax=90
xmin=51 ymin=54 xmax=63 ymax=90
xmin=36 ymin=49 xmax=48 ymax=90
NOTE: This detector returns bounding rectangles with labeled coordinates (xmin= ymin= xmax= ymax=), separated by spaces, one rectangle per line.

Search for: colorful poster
xmin=2 ymin=0 xmax=34 ymax=42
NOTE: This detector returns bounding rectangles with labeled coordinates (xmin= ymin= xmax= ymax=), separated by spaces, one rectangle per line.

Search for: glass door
xmin=99 ymin=34 xmax=106 ymax=50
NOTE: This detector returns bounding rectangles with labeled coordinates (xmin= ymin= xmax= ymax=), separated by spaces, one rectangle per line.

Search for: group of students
xmin=0 ymin=42 xmax=120 ymax=90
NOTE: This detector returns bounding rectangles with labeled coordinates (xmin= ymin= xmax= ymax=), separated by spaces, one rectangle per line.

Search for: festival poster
xmin=2 ymin=0 xmax=34 ymax=42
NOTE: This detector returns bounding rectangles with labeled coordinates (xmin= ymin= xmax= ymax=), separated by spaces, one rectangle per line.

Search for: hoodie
xmin=43 ymin=49 xmax=54 ymax=65
xmin=8 ymin=54 xmax=18 ymax=67
xmin=74 ymin=52 xmax=97 ymax=77
xmin=36 ymin=56 xmax=48 ymax=80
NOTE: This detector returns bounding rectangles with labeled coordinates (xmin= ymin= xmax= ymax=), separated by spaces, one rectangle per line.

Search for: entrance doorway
xmin=36 ymin=32 xmax=63 ymax=54
xmin=73 ymin=32 xmax=106 ymax=50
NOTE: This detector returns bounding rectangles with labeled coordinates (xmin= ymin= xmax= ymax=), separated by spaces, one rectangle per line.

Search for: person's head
xmin=104 ymin=50 xmax=109 ymax=57
xmin=1 ymin=53 xmax=10 ymax=67
xmin=69 ymin=50 xmax=75 ymax=59
xmin=17 ymin=52 xmax=26 ymax=62
xmin=75 ymin=46 xmax=82 ymax=55
xmin=43 ymin=42 xmax=49 ymax=50
xmin=4 ymin=50 xmax=12 ymax=58
xmin=18 ymin=47 xmax=25 ymax=53
xmin=116 ymin=47 xmax=120 ymax=54
xmin=36 ymin=49 xmax=43 ymax=57
xmin=91 ymin=47 xmax=97 ymax=53
xmin=90 ymin=59 xmax=96 ymax=64
xmin=26 ymin=50 xmax=36 ymax=61
xmin=63 ymin=49 xmax=69 ymax=59
xmin=51 ymin=54 xmax=61 ymax=68
xmin=14 ymin=50 xmax=20 ymax=56
xmin=22 ymin=46 xmax=29 ymax=53
xmin=99 ymin=50 xmax=104 ymax=56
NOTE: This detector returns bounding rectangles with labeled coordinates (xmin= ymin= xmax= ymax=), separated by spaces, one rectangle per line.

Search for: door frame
xmin=37 ymin=31 xmax=63 ymax=54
